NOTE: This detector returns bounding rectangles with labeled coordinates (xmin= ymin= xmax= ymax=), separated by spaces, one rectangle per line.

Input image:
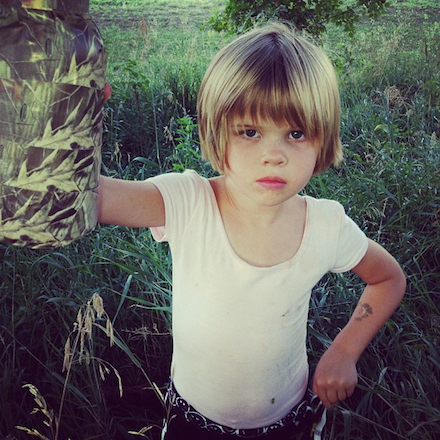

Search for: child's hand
xmin=312 ymin=346 xmax=358 ymax=409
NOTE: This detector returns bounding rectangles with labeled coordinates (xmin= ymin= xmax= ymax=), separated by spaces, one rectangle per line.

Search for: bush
xmin=209 ymin=0 xmax=390 ymax=37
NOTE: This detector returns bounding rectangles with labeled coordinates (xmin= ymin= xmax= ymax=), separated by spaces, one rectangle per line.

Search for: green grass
xmin=1 ymin=0 xmax=439 ymax=439
xmin=395 ymin=0 xmax=439 ymax=9
xmin=90 ymin=0 xmax=225 ymax=30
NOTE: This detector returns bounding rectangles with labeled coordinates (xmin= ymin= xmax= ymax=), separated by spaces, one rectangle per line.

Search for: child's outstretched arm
xmin=98 ymin=176 xmax=165 ymax=227
xmin=312 ymin=239 xmax=406 ymax=409
xmin=97 ymin=83 xmax=165 ymax=228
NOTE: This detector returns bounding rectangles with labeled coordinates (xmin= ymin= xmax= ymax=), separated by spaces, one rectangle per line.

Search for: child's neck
xmin=210 ymin=177 xmax=307 ymax=267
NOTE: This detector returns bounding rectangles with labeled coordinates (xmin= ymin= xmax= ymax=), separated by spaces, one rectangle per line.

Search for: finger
xmin=104 ymin=83 xmax=112 ymax=102
xmin=315 ymin=386 xmax=337 ymax=409
xmin=336 ymin=388 xmax=347 ymax=402
xmin=320 ymin=385 xmax=352 ymax=408
xmin=313 ymin=379 xmax=335 ymax=408
xmin=326 ymin=388 xmax=340 ymax=407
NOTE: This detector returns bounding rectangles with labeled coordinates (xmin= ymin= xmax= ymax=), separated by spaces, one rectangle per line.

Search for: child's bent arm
xmin=98 ymin=175 xmax=165 ymax=227
xmin=331 ymin=239 xmax=406 ymax=359
xmin=313 ymin=239 xmax=406 ymax=408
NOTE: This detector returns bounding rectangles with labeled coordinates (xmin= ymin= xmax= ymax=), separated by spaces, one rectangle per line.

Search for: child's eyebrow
xmin=231 ymin=122 xmax=303 ymax=130
xmin=229 ymin=123 xmax=257 ymax=131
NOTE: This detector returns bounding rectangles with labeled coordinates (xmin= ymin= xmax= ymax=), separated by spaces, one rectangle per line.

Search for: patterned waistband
xmin=165 ymin=382 xmax=323 ymax=438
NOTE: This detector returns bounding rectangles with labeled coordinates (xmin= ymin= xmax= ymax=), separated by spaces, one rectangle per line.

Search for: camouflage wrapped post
xmin=0 ymin=0 xmax=106 ymax=248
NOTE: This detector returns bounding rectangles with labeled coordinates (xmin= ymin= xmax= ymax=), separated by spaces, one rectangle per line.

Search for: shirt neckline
xmin=201 ymin=175 xmax=311 ymax=271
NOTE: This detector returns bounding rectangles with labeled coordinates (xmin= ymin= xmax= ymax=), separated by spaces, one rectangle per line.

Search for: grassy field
xmin=90 ymin=0 xmax=224 ymax=29
xmin=1 ymin=0 xmax=439 ymax=439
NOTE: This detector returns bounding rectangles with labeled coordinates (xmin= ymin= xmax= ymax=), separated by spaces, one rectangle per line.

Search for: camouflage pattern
xmin=0 ymin=0 xmax=106 ymax=248
xmin=1 ymin=0 xmax=89 ymax=13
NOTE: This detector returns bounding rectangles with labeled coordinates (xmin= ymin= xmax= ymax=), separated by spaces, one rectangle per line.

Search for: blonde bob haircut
xmin=198 ymin=22 xmax=343 ymax=174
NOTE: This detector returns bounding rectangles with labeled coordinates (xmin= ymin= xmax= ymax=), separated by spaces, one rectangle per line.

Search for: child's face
xmin=223 ymin=114 xmax=317 ymax=208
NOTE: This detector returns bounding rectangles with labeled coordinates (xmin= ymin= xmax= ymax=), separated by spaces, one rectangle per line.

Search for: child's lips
xmin=256 ymin=176 xmax=287 ymax=190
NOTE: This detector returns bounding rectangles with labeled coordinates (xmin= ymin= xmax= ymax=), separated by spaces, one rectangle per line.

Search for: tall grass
xmin=99 ymin=15 xmax=226 ymax=169
xmin=1 ymin=1 xmax=439 ymax=439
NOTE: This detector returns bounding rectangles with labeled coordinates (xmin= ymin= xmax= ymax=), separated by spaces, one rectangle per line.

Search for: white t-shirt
xmin=149 ymin=170 xmax=368 ymax=429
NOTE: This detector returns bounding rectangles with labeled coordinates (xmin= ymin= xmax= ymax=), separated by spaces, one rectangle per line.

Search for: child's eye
xmin=239 ymin=128 xmax=260 ymax=139
xmin=290 ymin=130 xmax=305 ymax=140
xmin=243 ymin=129 xmax=259 ymax=138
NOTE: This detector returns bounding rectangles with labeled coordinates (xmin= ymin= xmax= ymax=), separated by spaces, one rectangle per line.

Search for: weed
xmin=16 ymin=384 xmax=58 ymax=440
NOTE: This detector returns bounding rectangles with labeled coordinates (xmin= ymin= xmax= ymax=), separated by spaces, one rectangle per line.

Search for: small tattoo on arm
xmin=354 ymin=302 xmax=373 ymax=321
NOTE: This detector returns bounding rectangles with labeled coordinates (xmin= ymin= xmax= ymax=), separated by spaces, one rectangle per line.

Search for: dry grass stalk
xmin=57 ymin=293 xmax=119 ymax=439
xmin=16 ymin=384 xmax=59 ymax=440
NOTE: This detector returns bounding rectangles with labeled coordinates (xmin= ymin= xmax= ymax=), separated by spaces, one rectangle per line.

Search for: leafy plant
xmin=209 ymin=0 xmax=390 ymax=37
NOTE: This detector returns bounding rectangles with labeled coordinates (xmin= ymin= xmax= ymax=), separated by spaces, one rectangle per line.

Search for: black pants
xmin=162 ymin=407 xmax=315 ymax=440
xmin=161 ymin=382 xmax=324 ymax=440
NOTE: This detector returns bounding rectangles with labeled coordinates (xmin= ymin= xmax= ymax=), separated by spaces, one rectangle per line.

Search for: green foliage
xmin=326 ymin=17 xmax=440 ymax=96
xmin=164 ymin=115 xmax=217 ymax=177
xmin=0 ymin=229 xmax=171 ymax=440
xmin=209 ymin=0 xmax=390 ymax=37
xmin=99 ymin=21 xmax=224 ymax=172
xmin=304 ymin=77 xmax=440 ymax=439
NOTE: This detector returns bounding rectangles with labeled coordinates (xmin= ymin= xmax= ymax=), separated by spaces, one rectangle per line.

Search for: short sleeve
xmin=147 ymin=170 xmax=203 ymax=244
xmin=331 ymin=207 xmax=369 ymax=273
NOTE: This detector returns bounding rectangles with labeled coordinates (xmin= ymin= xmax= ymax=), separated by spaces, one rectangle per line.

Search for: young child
xmin=98 ymin=23 xmax=406 ymax=440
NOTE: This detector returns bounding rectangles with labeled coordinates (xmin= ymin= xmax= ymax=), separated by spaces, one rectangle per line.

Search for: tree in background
xmin=210 ymin=0 xmax=390 ymax=37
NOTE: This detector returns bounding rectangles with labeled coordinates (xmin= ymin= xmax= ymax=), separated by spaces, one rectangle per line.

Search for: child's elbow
xmin=386 ymin=258 xmax=407 ymax=303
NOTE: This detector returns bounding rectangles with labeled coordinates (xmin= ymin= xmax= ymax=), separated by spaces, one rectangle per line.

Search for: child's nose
xmin=261 ymin=141 xmax=288 ymax=166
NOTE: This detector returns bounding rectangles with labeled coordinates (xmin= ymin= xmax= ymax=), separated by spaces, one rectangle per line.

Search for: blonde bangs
xmin=227 ymin=80 xmax=319 ymax=141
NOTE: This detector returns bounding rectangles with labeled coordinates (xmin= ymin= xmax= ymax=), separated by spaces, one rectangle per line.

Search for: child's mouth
xmin=256 ymin=177 xmax=287 ymax=190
